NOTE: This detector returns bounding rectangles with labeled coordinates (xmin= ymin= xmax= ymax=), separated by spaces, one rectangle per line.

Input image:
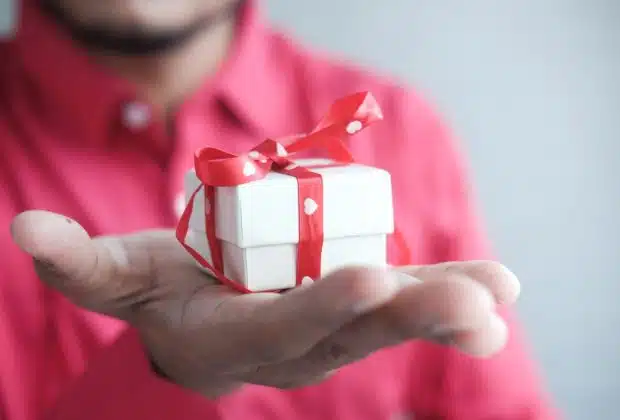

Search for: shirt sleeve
xmin=389 ymin=87 xmax=561 ymax=419
xmin=45 ymin=328 xmax=220 ymax=420
xmin=43 ymin=85 xmax=561 ymax=420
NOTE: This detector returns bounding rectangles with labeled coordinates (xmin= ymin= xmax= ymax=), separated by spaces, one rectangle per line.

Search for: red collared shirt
xmin=0 ymin=1 xmax=558 ymax=419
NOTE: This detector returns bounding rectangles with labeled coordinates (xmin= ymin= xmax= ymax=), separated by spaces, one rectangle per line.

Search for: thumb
xmin=10 ymin=210 xmax=150 ymax=318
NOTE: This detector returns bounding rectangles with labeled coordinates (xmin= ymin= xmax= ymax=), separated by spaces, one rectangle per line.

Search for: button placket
xmin=168 ymin=108 xmax=200 ymax=223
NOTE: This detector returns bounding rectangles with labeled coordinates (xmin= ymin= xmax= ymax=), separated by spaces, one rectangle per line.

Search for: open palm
xmin=10 ymin=210 xmax=519 ymax=397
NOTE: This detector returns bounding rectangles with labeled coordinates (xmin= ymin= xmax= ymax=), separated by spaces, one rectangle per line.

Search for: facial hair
xmin=38 ymin=0 xmax=245 ymax=56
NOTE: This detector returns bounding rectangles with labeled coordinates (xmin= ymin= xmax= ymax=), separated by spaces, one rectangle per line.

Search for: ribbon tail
xmin=286 ymin=92 xmax=383 ymax=161
xmin=312 ymin=92 xmax=383 ymax=132
xmin=176 ymin=186 xmax=251 ymax=294
xmin=285 ymin=126 xmax=354 ymax=162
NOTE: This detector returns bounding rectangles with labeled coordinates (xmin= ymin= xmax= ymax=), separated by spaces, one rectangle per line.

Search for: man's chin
xmin=38 ymin=0 xmax=244 ymax=56
xmin=53 ymin=24 xmax=206 ymax=57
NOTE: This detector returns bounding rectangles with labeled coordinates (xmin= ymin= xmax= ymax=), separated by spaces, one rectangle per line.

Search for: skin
xmin=9 ymin=1 xmax=521 ymax=397
xmin=11 ymin=211 xmax=518 ymax=396
xmin=40 ymin=0 xmax=243 ymax=114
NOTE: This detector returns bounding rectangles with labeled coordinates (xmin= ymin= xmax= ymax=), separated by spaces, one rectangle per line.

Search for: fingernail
xmin=489 ymin=312 xmax=509 ymax=342
xmin=500 ymin=264 xmax=521 ymax=301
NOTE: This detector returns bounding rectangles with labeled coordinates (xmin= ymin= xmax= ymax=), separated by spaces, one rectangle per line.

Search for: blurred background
xmin=2 ymin=0 xmax=619 ymax=417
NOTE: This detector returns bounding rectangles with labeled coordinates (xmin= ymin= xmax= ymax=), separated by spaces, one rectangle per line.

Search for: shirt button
xmin=122 ymin=102 xmax=151 ymax=130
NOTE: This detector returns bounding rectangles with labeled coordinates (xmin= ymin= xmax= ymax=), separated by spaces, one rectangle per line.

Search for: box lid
xmin=184 ymin=159 xmax=394 ymax=248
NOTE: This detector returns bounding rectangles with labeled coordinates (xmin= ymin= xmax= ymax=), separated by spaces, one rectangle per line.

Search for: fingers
xmin=450 ymin=312 xmax=509 ymax=357
xmin=315 ymin=262 xmax=517 ymax=360
xmin=242 ymin=262 xmax=516 ymax=388
xmin=308 ymin=261 xmax=517 ymax=362
xmin=202 ymin=266 xmax=407 ymax=371
xmin=9 ymin=210 xmax=185 ymax=319
xmin=399 ymin=260 xmax=521 ymax=305
xmin=11 ymin=211 xmax=104 ymax=301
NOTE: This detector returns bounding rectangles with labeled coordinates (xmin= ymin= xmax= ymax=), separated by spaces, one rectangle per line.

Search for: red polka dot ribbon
xmin=176 ymin=92 xmax=386 ymax=293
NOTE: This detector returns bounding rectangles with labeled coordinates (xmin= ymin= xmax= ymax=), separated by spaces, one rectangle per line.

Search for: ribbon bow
xmin=176 ymin=92 xmax=387 ymax=294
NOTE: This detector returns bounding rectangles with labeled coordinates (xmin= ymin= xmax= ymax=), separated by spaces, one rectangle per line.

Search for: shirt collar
xmin=212 ymin=1 xmax=296 ymax=138
xmin=12 ymin=0 xmax=291 ymax=146
xmin=14 ymin=0 xmax=134 ymax=146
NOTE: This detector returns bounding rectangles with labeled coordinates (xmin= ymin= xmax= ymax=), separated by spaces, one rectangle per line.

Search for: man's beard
xmin=38 ymin=0 xmax=244 ymax=56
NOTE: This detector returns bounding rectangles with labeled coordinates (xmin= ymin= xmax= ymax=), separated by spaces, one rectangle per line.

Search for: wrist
xmin=148 ymin=354 xmax=242 ymax=398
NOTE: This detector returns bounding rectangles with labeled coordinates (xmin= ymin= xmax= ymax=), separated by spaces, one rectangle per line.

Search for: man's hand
xmin=10 ymin=210 xmax=520 ymax=397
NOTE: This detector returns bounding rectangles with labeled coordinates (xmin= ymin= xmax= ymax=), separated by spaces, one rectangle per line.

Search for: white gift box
xmin=182 ymin=159 xmax=394 ymax=292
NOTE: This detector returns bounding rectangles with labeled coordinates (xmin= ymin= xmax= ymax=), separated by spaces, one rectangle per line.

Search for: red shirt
xmin=0 ymin=1 xmax=558 ymax=419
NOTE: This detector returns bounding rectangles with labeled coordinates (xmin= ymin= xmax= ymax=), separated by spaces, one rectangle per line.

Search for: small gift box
xmin=176 ymin=92 xmax=395 ymax=293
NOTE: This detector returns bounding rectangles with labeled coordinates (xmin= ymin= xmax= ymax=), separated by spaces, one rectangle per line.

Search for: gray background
xmin=2 ymin=0 xmax=619 ymax=418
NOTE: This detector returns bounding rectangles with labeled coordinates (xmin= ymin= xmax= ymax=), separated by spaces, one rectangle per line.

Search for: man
xmin=0 ymin=0 xmax=558 ymax=419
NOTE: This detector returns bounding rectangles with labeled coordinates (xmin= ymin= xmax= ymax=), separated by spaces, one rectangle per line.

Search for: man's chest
xmin=1 ymin=115 xmax=437 ymax=420
xmin=216 ymin=356 xmax=417 ymax=420
xmin=3 ymin=147 xmax=169 ymax=234
xmin=2 ymin=116 xmax=237 ymax=238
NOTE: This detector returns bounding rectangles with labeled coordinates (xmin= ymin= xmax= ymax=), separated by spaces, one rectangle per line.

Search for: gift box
xmin=176 ymin=92 xmax=395 ymax=293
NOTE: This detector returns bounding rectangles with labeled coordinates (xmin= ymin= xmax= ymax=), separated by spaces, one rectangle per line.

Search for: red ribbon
xmin=176 ymin=92 xmax=386 ymax=294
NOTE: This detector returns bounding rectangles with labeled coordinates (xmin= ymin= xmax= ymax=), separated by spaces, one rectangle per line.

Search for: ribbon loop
xmin=194 ymin=147 xmax=270 ymax=187
xmin=192 ymin=92 xmax=383 ymax=188
xmin=252 ymin=139 xmax=291 ymax=168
